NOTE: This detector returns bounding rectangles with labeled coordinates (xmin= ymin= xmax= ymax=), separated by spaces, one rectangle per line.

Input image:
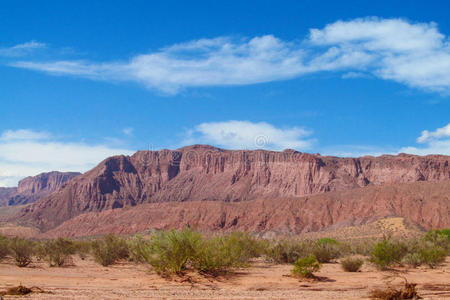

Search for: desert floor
xmin=0 ymin=257 xmax=449 ymax=299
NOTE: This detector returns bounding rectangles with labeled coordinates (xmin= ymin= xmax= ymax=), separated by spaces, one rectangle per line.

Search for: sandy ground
xmin=0 ymin=257 xmax=449 ymax=299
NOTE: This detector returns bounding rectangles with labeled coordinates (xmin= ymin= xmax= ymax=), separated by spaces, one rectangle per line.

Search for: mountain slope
xmin=42 ymin=179 xmax=450 ymax=237
xmin=0 ymin=171 xmax=81 ymax=206
xmin=16 ymin=145 xmax=450 ymax=231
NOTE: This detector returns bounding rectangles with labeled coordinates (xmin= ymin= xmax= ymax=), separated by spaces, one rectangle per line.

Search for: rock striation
xmin=0 ymin=171 xmax=81 ymax=206
xmin=16 ymin=145 xmax=450 ymax=232
xmin=42 ymin=179 xmax=450 ymax=238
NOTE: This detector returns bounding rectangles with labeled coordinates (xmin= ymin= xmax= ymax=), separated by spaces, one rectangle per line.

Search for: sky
xmin=1 ymin=0 xmax=450 ymax=186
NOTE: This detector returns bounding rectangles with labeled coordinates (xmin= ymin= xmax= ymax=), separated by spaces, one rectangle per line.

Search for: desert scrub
xmin=91 ymin=234 xmax=129 ymax=266
xmin=146 ymin=229 xmax=202 ymax=275
xmin=265 ymin=240 xmax=314 ymax=263
xmin=73 ymin=240 xmax=92 ymax=260
xmin=40 ymin=238 xmax=75 ymax=267
xmin=0 ymin=235 xmax=9 ymax=260
xmin=401 ymin=252 xmax=423 ymax=268
xmin=191 ymin=234 xmax=252 ymax=276
xmin=340 ymin=256 xmax=364 ymax=272
xmin=226 ymin=232 xmax=266 ymax=262
xmin=419 ymin=244 xmax=446 ymax=268
xmin=424 ymin=229 xmax=450 ymax=253
xmin=313 ymin=238 xmax=342 ymax=263
xmin=292 ymin=255 xmax=321 ymax=278
xmin=8 ymin=237 xmax=34 ymax=267
xmin=370 ymin=240 xmax=404 ymax=270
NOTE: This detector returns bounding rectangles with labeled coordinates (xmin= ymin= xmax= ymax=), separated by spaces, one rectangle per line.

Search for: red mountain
xmin=16 ymin=145 xmax=450 ymax=232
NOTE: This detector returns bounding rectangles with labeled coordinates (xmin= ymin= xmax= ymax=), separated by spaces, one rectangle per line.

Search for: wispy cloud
xmin=400 ymin=123 xmax=450 ymax=155
xmin=0 ymin=40 xmax=46 ymax=57
xmin=0 ymin=129 xmax=133 ymax=187
xmin=182 ymin=120 xmax=314 ymax=150
xmin=122 ymin=127 xmax=134 ymax=136
xmin=9 ymin=18 xmax=450 ymax=94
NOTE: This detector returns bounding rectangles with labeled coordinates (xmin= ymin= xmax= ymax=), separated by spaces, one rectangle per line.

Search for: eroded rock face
xmin=0 ymin=172 xmax=80 ymax=206
xmin=16 ymin=145 xmax=450 ymax=231
xmin=42 ymin=180 xmax=450 ymax=238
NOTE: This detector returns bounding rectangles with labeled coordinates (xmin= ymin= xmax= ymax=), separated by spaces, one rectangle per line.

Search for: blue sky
xmin=1 ymin=0 xmax=450 ymax=186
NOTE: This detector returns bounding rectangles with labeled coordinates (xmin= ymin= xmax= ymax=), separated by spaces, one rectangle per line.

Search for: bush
xmin=313 ymin=239 xmax=342 ymax=263
xmin=74 ymin=240 xmax=91 ymax=260
xmin=8 ymin=237 xmax=34 ymax=267
xmin=292 ymin=255 xmax=321 ymax=278
xmin=341 ymin=257 xmax=363 ymax=272
xmin=419 ymin=245 xmax=446 ymax=268
xmin=0 ymin=235 xmax=9 ymax=260
xmin=265 ymin=240 xmax=314 ymax=264
xmin=91 ymin=234 xmax=129 ymax=266
xmin=370 ymin=240 xmax=404 ymax=270
xmin=192 ymin=235 xmax=246 ymax=276
xmin=40 ymin=238 xmax=75 ymax=267
xmin=401 ymin=252 xmax=423 ymax=268
xmin=146 ymin=229 xmax=202 ymax=275
xmin=424 ymin=229 xmax=450 ymax=253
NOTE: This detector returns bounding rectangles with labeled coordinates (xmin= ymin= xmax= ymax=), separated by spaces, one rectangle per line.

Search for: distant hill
xmin=13 ymin=145 xmax=449 ymax=236
xmin=0 ymin=171 xmax=81 ymax=206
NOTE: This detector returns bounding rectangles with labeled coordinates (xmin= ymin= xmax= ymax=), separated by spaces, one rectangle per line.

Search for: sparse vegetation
xmin=370 ymin=240 xmax=404 ymax=270
xmin=292 ymin=255 xmax=321 ymax=278
xmin=313 ymin=238 xmax=342 ymax=263
xmin=8 ymin=237 xmax=34 ymax=267
xmin=340 ymin=256 xmax=364 ymax=272
xmin=39 ymin=238 xmax=76 ymax=267
xmin=91 ymin=234 xmax=129 ymax=266
xmin=370 ymin=279 xmax=420 ymax=299
xmin=264 ymin=240 xmax=314 ymax=263
xmin=0 ymin=234 xmax=9 ymax=260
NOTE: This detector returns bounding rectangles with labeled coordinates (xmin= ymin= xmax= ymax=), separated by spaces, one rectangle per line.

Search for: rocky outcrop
xmin=0 ymin=171 xmax=81 ymax=206
xmin=16 ymin=145 xmax=450 ymax=231
xmin=42 ymin=180 xmax=450 ymax=238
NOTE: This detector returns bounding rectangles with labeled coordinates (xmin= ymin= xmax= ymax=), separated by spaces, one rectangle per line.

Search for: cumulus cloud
xmin=182 ymin=120 xmax=314 ymax=150
xmin=0 ymin=129 xmax=133 ymax=187
xmin=400 ymin=123 xmax=450 ymax=155
xmin=0 ymin=40 xmax=46 ymax=57
xmin=9 ymin=18 xmax=450 ymax=94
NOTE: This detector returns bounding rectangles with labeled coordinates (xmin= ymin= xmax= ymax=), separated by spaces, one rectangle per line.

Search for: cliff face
xmin=0 ymin=171 xmax=81 ymax=206
xmin=42 ymin=180 xmax=450 ymax=238
xmin=17 ymin=145 xmax=450 ymax=231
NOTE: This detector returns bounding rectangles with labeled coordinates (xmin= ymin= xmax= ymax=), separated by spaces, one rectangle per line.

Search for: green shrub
xmin=419 ymin=245 xmax=446 ymax=268
xmin=265 ymin=240 xmax=314 ymax=263
xmin=91 ymin=234 xmax=129 ymax=266
xmin=8 ymin=237 xmax=34 ymax=267
xmin=401 ymin=252 xmax=423 ymax=268
xmin=292 ymin=255 xmax=321 ymax=278
xmin=74 ymin=240 xmax=92 ymax=260
xmin=370 ymin=240 xmax=404 ymax=270
xmin=313 ymin=239 xmax=342 ymax=263
xmin=146 ymin=229 xmax=202 ymax=275
xmin=340 ymin=257 xmax=363 ymax=272
xmin=40 ymin=238 xmax=75 ymax=267
xmin=424 ymin=229 xmax=450 ymax=253
xmin=0 ymin=235 xmax=9 ymax=260
xmin=192 ymin=235 xmax=246 ymax=276
xmin=226 ymin=232 xmax=266 ymax=262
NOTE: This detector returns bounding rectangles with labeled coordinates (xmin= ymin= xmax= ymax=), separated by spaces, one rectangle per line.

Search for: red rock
xmin=0 ymin=171 xmax=80 ymax=206
xmin=16 ymin=145 xmax=450 ymax=232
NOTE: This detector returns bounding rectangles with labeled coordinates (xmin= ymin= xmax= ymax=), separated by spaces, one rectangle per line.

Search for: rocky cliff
xmin=0 ymin=171 xmax=81 ymax=206
xmin=42 ymin=179 xmax=450 ymax=238
xmin=16 ymin=145 xmax=450 ymax=231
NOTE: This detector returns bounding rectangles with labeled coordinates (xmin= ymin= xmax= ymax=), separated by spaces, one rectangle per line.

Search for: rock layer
xmin=16 ymin=145 xmax=450 ymax=231
xmin=0 ymin=171 xmax=80 ymax=206
xmin=42 ymin=180 xmax=450 ymax=238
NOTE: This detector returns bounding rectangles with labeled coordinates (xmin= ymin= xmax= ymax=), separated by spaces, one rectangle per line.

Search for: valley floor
xmin=0 ymin=257 xmax=449 ymax=299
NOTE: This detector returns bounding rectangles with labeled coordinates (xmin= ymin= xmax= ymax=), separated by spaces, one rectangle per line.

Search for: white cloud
xmin=9 ymin=18 xmax=450 ymax=94
xmin=122 ymin=127 xmax=134 ymax=136
xmin=417 ymin=123 xmax=450 ymax=143
xmin=182 ymin=120 xmax=314 ymax=151
xmin=0 ymin=40 xmax=46 ymax=57
xmin=399 ymin=123 xmax=450 ymax=155
xmin=0 ymin=129 xmax=133 ymax=187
